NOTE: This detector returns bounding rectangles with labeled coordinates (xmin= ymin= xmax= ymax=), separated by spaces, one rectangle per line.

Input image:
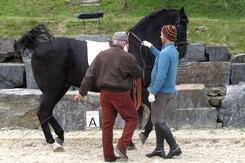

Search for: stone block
xmin=180 ymin=43 xmax=206 ymax=62
xmin=0 ymin=63 xmax=25 ymax=88
xmin=230 ymin=63 xmax=245 ymax=84
xmin=0 ymin=89 xmax=41 ymax=129
xmin=165 ymin=107 xmax=217 ymax=129
xmin=0 ymin=85 xmax=217 ymax=130
xmin=162 ymin=84 xmax=216 ymax=129
xmin=0 ymin=89 xmax=101 ymax=131
xmin=177 ymin=62 xmax=230 ymax=87
xmin=176 ymin=84 xmax=209 ymax=108
xmin=205 ymin=45 xmax=229 ymax=61
xmin=23 ymin=59 xmax=39 ymax=89
xmin=53 ymin=91 xmax=101 ymax=131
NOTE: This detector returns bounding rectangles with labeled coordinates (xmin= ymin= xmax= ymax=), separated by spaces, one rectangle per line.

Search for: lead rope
xmin=139 ymin=44 xmax=148 ymax=87
xmin=11 ymin=114 xmax=54 ymax=146
xmin=133 ymin=78 xmax=142 ymax=110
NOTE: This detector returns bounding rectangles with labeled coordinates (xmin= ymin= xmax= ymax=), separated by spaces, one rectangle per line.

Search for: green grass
xmin=0 ymin=0 xmax=244 ymax=54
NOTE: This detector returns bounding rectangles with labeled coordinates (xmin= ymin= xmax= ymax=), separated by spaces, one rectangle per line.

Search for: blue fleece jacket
xmin=149 ymin=43 xmax=179 ymax=95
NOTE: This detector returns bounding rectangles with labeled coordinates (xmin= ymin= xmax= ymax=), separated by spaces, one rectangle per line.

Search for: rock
xmin=208 ymin=96 xmax=224 ymax=107
xmin=218 ymin=84 xmax=245 ymax=128
xmin=230 ymin=53 xmax=245 ymax=63
xmin=207 ymin=86 xmax=227 ymax=96
xmin=0 ymin=38 xmax=21 ymax=62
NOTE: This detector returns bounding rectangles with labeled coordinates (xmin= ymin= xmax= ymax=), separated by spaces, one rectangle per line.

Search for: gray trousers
xmin=151 ymin=93 xmax=174 ymax=125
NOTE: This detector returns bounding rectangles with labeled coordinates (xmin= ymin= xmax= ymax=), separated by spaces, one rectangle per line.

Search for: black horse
xmin=127 ymin=7 xmax=188 ymax=145
xmin=14 ymin=7 xmax=188 ymax=150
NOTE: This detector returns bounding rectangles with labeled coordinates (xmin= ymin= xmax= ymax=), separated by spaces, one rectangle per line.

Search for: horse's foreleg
xmin=140 ymin=88 xmax=153 ymax=141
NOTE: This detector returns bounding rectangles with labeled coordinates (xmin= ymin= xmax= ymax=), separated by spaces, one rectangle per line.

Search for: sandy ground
xmin=0 ymin=127 xmax=244 ymax=163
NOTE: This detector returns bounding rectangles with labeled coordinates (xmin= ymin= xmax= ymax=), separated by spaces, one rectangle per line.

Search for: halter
xmin=174 ymin=16 xmax=189 ymax=48
xmin=175 ymin=16 xmax=189 ymax=27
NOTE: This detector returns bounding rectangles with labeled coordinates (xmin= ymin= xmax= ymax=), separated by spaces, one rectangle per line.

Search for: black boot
xmin=145 ymin=126 xmax=165 ymax=158
xmin=156 ymin=122 xmax=182 ymax=159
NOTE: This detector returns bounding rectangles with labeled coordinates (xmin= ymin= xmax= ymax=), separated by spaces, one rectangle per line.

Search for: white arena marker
xmin=85 ymin=110 xmax=100 ymax=128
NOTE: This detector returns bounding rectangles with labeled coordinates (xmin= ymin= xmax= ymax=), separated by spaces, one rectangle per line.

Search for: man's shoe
xmin=139 ymin=132 xmax=147 ymax=145
xmin=115 ymin=146 xmax=128 ymax=160
xmin=146 ymin=149 xmax=165 ymax=158
xmin=105 ymin=156 xmax=120 ymax=162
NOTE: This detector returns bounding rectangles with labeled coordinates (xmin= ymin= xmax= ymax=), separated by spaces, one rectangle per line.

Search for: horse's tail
xmin=18 ymin=24 xmax=54 ymax=51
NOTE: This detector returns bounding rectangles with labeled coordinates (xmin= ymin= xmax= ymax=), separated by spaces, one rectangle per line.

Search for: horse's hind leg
xmin=49 ymin=117 xmax=64 ymax=143
xmin=37 ymin=94 xmax=58 ymax=144
xmin=49 ymin=86 xmax=70 ymax=144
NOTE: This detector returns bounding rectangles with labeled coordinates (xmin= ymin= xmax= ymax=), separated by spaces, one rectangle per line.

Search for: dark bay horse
xmin=127 ymin=7 xmax=188 ymax=144
xmin=14 ymin=7 xmax=188 ymax=150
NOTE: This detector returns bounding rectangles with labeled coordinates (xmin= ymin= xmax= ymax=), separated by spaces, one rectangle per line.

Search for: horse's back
xmin=32 ymin=37 xmax=89 ymax=92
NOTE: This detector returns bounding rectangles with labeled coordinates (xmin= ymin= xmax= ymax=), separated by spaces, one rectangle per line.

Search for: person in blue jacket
xmin=142 ymin=25 xmax=182 ymax=159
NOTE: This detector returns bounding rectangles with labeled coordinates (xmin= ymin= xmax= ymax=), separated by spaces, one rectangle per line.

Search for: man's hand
xmin=148 ymin=93 xmax=155 ymax=103
xmin=142 ymin=41 xmax=153 ymax=49
xmin=75 ymin=93 xmax=83 ymax=101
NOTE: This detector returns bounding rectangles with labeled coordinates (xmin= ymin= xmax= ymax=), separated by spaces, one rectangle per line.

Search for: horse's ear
xmin=14 ymin=39 xmax=17 ymax=48
xmin=180 ymin=7 xmax=185 ymax=14
xmin=180 ymin=7 xmax=189 ymax=24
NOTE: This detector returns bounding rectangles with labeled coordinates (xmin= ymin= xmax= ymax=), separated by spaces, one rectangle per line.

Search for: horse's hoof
xmin=55 ymin=137 xmax=64 ymax=146
xmin=52 ymin=141 xmax=64 ymax=152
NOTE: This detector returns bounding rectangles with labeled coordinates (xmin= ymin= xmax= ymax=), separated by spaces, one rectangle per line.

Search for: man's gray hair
xmin=112 ymin=32 xmax=128 ymax=42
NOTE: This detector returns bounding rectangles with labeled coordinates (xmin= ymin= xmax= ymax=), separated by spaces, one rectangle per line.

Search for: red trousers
xmin=100 ymin=90 xmax=138 ymax=160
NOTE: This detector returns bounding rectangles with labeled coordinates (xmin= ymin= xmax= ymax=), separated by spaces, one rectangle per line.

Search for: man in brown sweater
xmin=75 ymin=32 xmax=142 ymax=162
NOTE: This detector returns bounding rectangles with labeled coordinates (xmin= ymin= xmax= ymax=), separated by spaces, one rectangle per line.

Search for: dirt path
xmin=0 ymin=127 xmax=244 ymax=163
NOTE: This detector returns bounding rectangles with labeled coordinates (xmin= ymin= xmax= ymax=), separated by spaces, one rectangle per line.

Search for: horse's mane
xmin=128 ymin=8 xmax=178 ymax=32
xmin=18 ymin=24 xmax=54 ymax=50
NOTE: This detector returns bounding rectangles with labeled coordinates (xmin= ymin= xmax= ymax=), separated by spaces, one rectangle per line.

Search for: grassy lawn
xmin=0 ymin=0 xmax=244 ymax=54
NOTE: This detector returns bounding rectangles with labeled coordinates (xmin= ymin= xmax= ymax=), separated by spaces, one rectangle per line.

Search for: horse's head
xmin=128 ymin=7 xmax=189 ymax=61
xmin=127 ymin=7 xmax=189 ymax=87
xmin=175 ymin=7 xmax=189 ymax=59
